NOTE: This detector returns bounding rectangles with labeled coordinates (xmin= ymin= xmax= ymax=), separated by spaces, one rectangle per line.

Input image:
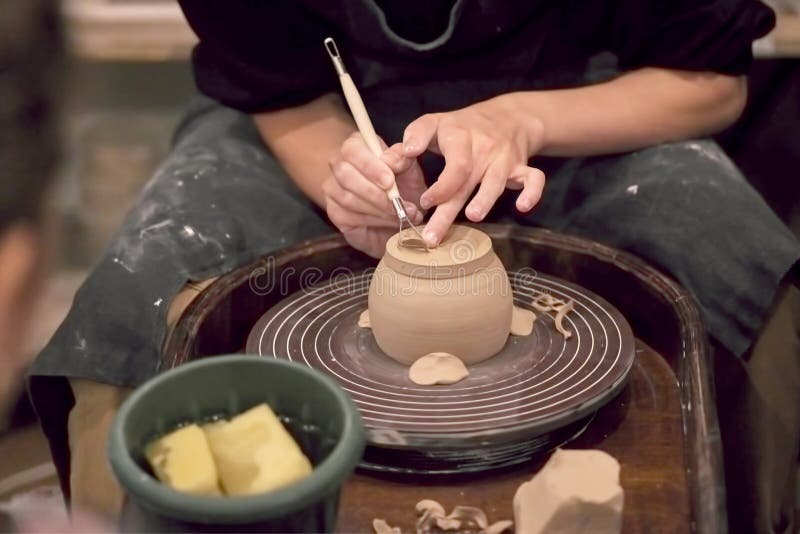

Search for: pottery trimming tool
xmin=324 ymin=37 xmax=428 ymax=251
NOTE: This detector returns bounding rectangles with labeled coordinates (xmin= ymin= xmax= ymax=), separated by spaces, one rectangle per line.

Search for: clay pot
xmin=368 ymin=225 xmax=512 ymax=365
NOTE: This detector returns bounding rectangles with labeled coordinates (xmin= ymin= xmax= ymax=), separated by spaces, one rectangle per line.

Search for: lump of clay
xmin=372 ymin=518 xmax=401 ymax=534
xmin=414 ymin=499 xmax=513 ymax=534
xmin=513 ymin=448 xmax=623 ymax=534
xmin=369 ymin=225 xmax=513 ymax=365
xmin=409 ymin=352 xmax=469 ymax=385
xmin=510 ymin=306 xmax=536 ymax=336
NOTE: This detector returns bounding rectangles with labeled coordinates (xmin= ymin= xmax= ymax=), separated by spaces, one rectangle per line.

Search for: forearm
xmin=501 ymin=68 xmax=747 ymax=158
xmin=253 ymin=94 xmax=356 ymax=207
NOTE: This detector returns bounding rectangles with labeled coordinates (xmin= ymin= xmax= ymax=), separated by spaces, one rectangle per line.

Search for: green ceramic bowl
xmin=108 ymin=355 xmax=365 ymax=532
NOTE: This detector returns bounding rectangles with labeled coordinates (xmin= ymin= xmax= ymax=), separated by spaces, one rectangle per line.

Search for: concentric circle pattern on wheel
xmin=246 ymin=270 xmax=634 ymax=449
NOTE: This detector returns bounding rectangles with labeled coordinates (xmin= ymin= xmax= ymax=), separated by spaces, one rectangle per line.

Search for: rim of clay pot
xmin=383 ymin=224 xmax=498 ymax=279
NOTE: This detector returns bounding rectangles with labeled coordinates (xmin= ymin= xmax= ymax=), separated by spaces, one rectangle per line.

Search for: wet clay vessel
xmin=368 ymin=225 xmax=512 ymax=365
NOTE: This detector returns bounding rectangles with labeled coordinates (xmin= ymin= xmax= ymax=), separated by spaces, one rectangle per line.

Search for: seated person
xmin=29 ymin=1 xmax=799 ymax=532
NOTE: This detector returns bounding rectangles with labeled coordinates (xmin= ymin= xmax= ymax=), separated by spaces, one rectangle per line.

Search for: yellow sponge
xmin=145 ymin=424 xmax=222 ymax=496
xmin=202 ymin=404 xmax=312 ymax=496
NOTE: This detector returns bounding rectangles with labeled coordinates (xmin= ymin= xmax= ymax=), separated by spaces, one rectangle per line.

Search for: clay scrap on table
xmin=373 ymin=518 xmax=401 ymax=534
xmin=530 ymin=293 xmax=575 ymax=339
xmin=510 ymin=305 xmax=537 ymax=336
xmin=513 ymin=448 xmax=623 ymax=534
xmin=408 ymin=352 xmax=469 ymax=386
xmin=373 ymin=499 xmax=512 ymax=534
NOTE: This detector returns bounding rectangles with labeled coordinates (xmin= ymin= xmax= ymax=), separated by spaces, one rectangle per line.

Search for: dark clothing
xmin=378 ymin=0 xmax=457 ymax=44
xmin=528 ymin=146 xmax=799 ymax=358
xmin=177 ymin=0 xmax=775 ymax=123
xmin=717 ymin=59 xmax=800 ymax=230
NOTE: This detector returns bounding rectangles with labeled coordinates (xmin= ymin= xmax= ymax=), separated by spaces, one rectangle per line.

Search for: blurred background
xmin=0 ymin=0 xmax=798 ymax=505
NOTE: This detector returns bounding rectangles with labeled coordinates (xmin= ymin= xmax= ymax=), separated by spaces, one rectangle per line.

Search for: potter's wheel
xmin=245 ymin=270 xmax=634 ymax=474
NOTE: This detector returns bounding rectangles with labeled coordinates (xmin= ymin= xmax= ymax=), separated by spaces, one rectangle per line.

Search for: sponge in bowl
xmin=145 ymin=424 xmax=222 ymax=496
xmin=202 ymin=404 xmax=313 ymax=496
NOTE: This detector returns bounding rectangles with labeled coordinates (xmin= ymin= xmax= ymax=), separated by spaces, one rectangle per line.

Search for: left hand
xmin=402 ymin=95 xmax=546 ymax=247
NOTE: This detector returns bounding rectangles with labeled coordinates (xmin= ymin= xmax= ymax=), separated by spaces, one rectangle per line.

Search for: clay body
xmin=408 ymin=352 xmax=469 ymax=385
xmin=511 ymin=306 xmax=536 ymax=336
xmin=368 ymin=225 xmax=513 ymax=365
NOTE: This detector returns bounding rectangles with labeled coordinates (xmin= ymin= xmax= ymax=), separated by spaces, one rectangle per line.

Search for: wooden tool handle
xmin=325 ymin=38 xmax=401 ymax=201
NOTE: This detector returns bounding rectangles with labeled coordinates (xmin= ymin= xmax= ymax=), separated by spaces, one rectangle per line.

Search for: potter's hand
xmin=323 ymin=133 xmax=426 ymax=257
xmin=403 ymin=97 xmax=546 ymax=247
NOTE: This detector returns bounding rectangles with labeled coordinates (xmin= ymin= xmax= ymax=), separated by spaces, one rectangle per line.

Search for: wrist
xmin=490 ymin=92 xmax=547 ymax=158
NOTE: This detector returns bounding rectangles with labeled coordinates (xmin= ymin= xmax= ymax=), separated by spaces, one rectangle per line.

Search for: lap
xmin=516 ymin=140 xmax=800 ymax=355
xmin=116 ymin=95 xmax=331 ymax=277
xmin=31 ymin=96 xmax=332 ymax=388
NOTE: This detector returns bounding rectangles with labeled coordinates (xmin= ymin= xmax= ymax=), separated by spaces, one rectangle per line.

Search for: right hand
xmin=323 ymin=132 xmax=426 ymax=258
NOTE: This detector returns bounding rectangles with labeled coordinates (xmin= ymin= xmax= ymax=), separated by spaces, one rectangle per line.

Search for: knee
xmin=173 ymin=96 xmax=260 ymax=154
xmin=633 ymin=140 xmax=743 ymax=189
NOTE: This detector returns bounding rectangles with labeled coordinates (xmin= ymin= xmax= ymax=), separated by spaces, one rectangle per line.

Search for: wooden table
xmin=338 ymin=340 xmax=689 ymax=533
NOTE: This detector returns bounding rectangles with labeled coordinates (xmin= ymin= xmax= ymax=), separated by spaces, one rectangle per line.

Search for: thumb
xmin=381 ymin=143 xmax=427 ymax=212
xmin=380 ymin=143 xmax=413 ymax=174
xmin=395 ymin=159 xmax=427 ymax=208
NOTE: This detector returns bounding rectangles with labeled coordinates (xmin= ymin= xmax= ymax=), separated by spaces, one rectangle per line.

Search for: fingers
xmin=341 ymin=133 xmax=395 ymax=190
xmin=397 ymin=104 xmax=548 ymax=247
xmin=322 ymin=174 xmax=387 ymax=219
xmin=324 ymin=174 xmax=421 ymax=224
xmin=510 ymin=165 xmax=546 ymax=212
xmin=326 ymin=134 xmax=430 ymax=244
xmin=383 ymin=143 xmax=428 ymax=208
xmin=381 ymin=143 xmax=413 ymax=174
xmin=422 ymin=163 xmax=545 ymax=246
xmin=402 ymin=114 xmax=440 ymax=157
xmin=421 ymin=185 xmax=471 ymax=247
xmin=325 ymin=197 xmax=401 ymax=230
xmin=419 ymin=126 xmax=473 ymax=209
xmin=397 ymin=167 xmax=428 ymax=212
xmin=328 ymin=157 xmax=395 ymax=215
xmin=465 ymin=154 xmax=514 ymax=221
